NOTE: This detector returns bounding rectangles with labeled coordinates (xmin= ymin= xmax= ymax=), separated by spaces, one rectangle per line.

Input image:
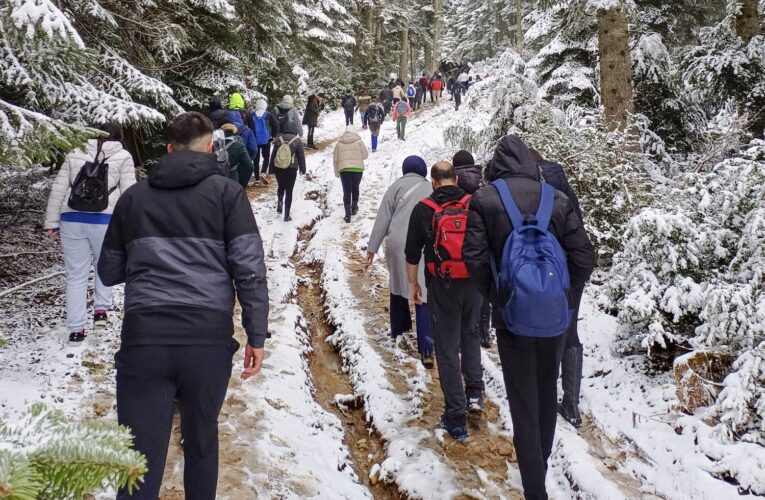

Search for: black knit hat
xmin=452 ymin=150 xmax=475 ymax=168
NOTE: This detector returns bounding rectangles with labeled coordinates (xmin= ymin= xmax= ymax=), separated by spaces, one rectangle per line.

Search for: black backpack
xmin=276 ymin=107 xmax=290 ymax=134
xmin=368 ymin=105 xmax=384 ymax=125
xmin=67 ymin=143 xmax=116 ymax=212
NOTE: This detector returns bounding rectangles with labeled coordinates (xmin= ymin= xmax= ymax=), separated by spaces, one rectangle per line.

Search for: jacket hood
xmin=486 ymin=135 xmax=539 ymax=182
xmin=431 ymin=184 xmax=466 ymax=203
xmin=229 ymin=92 xmax=245 ymax=110
xmin=276 ymin=102 xmax=294 ymax=111
xmin=255 ymin=98 xmax=267 ymax=113
xmin=149 ymin=150 xmax=220 ymax=189
xmin=455 ymin=164 xmax=484 ymax=194
xmin=208 ymin=96 xmax=223 ymax=111
xmin=87 ymin=139 xmax=125 ymax=158
xmin=339 ymin=131 xmax=362 ymax=144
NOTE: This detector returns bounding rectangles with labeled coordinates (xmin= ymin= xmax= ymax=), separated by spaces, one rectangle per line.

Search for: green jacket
xmin=224 ymin=132 xmax=253 ymax=179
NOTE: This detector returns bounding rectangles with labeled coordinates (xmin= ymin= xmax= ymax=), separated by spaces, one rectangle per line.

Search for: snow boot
xmin=94 ymin=310 xmax=107 ymax=330
xmin=68 ymin=330 xmax=86 ymax=347
xmin=343 ymin=204 xmax=351 ymax=223
xmin=277 ymin=200 xmax=283 ymax=214
xmin=351 ymin=203 xmax=358 ymax=216
xmin=559 ymin=345 xmax=583 ymax=428
xmin=437 ymin=415 xmax=468 ymax=441
xmin=284 ymin=213 xmax=292 ymax=222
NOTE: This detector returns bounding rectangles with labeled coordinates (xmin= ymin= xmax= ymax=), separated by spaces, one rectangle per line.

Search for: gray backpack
xmin=274 ymin=136 xmax=298 ymax=169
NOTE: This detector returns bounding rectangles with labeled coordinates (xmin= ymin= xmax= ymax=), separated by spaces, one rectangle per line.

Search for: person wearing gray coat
xmin=366 ymin=156 xmax=435 ymax=367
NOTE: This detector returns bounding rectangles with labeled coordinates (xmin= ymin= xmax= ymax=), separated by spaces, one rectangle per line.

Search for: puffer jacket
xmin=44 ymin=139 xmax=136 ymax=230
xmin=393 ymin=85 xmax=407 ymax=101
xmin=333 ymin=131 xmax=369 ymax=176
xmin=455 ymin=164 xmax=484 ymax=194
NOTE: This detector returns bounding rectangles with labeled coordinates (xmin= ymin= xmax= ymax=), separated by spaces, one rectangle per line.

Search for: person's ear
xmin=167 ymin=144 xmax=174 ymax=153
xmin=206 ymin=141 xmax=214 ymax=153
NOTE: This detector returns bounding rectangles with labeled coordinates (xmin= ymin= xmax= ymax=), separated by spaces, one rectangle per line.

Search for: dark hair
xmin=169 ymin=112 xmax=214 ymax=148
xmin=528 ymin=148 xmax=544 ymax=163
xmin=99 ymin=123 xmax=124 ymax=145
xmin=431 ymin=161 xmax=456 ymax=182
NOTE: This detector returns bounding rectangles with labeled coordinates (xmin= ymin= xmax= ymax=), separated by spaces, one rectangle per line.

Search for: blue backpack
xmin=490 ymin=180 xmax=571 ymax=337
xmin=407 ymin=86 xmax=415 ymax=98
xmin=253 ymin=111 xmax=270 ymax=145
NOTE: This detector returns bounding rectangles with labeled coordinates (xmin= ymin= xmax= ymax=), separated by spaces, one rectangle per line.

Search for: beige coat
xmin=333 ymin=132 xmax=369 ymax=177
xmin=392 ymin=85 xmax=407 ymax=101
xmin=44 ymin=139 xmax=136 ymax=229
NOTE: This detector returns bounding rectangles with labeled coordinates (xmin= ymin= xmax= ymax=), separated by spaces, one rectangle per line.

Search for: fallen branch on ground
xmin=0 ymin=271 xmax=65 ymax=299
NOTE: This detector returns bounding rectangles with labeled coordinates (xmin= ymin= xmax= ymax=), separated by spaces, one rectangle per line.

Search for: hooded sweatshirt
xmin=463 ymin=135 xmax=595 ymax=309
xmin=98 ymin=150 xmax=269 ymax=349
xmin=274 ymin=100 xmax=303 ymax=137
xmin=333 ymin=131 xmax=369 ymax=176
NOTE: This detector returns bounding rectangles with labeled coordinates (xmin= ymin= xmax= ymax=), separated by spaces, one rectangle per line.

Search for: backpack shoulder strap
xmin=459 ymin=194 xmax=472 ymax=207
xmin=491 ymin=179 xmax=524 ymax=229
xmin=287 ymin=136 xmax=298 ymax=146
xmin=535 ymin=183 xmax=555 ymax=232
xmin=420 ymin=197 xmax=440 ymax=211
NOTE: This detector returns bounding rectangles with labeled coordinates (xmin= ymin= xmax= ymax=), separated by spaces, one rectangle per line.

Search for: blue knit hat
xmin=402 ymin=155 xmax=427 ymax=177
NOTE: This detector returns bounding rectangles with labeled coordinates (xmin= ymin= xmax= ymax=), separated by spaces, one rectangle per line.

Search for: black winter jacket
xmin=455 ymin=164 xmax=484 ymax=194
xmin=464 ymin=136 xmax=595 ymax=320
xmin=303 ymin=96 xmax=320 ymax=126
xmin=379 ymin=87 xmax=393 ymax=104
xmin=269 ymin=133 xmax=306 ymax=174
xmin=98 ymin=150 xmax=269 ymax=348
xmin=538 ymin=160 xmax=583 ymax=222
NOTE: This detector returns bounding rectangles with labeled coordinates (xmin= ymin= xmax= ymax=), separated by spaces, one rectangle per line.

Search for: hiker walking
xmin=414 ymin=81 xmax=424 ymax=110
xmin=226 ymin=92 xmax=259 ymax=163
xmin=333 ymin=126 xmax=369 ymax=223
xmin=218 ymin=120 xmax=254 ymax=186
xmin=379 ymin=85 xmax=394 ymax=116
xmin=98 ymin=112 xmax=268 ymax=500
xmin=357 ymin=91 xmax=372 ymax=129
xmin=405 ymin=161 xmax=484 ymax=441
xmin=341 ymin=92 xmax=357 ymax=126
xmin=391 ymin=98 xmax=412 ymax=141
xmin=463 ymin=135 xmax=595 ymax=500
xmin=367 ymin=156 xmax=434 ymax=368
xmin=452 ymin=150 xmax=493 ymax=348
xmin=407 ymin=83 xmax=416 ymax=108
xmin=273 ymin=95 xmax=302 ymax=137
xmin=392 ymin=82 xmax=406 ymax=104
xmin=431 ymin=75 xmax=443 ymax=105
xmin=303 ymin=92 xmax=324 ymax=149
xmin=271 ymin=101 xmax=307 ymax=222
xmin=251 ymin=98 xmax=278 ymax=184
xmin=44 ymin=124 xmax=136 ymax=346
xmin=366 ymin=99 xmax=385 ymax=153
xmin=530 ymin=149 xmax=586 ymax=429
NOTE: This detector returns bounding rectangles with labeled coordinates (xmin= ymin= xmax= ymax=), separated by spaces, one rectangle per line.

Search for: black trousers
xmin=275 ymin=168 xmax=298 ymax=216
xmin=255 ymin=143 xmax=271 ymax=175
xmin=339 ymin=171 xmax=363 ymax=209
xmin=344 ymin=109 xmax=354 ymax=126
xmin=566 ymin=284 xmax=585 ymax=348
xmin=478 ymin=298 xmax=491 ymax=342
xmin=497 ymin=330 xmax=565 ymax=500
xmin=307 ymin=125 xmax=316 ymax=146
xmin=115 ymin=343 xmax=236 ymax=500
xmin=428 ymin=278 xmax=483 ymax=426
xmin=454 ymin=89 xmax=462 ymax=110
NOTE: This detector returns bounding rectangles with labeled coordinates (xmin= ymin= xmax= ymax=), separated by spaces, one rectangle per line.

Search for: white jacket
xmin=44 ymin=139 xmax=136 ymax=229
xmin=333 ymin=132 xmax=369 ymax=176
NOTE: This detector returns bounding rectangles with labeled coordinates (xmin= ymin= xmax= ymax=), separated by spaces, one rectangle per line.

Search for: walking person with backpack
xmin=379 ymin=85 xmax=394 ymax=116
xmin=356 ymin=91 xmax=372 ymax=129
xmin=404 ymin=161 xmax=484 ymax=441
xmin=463 ymin=135 xmax=595 ymax=500
xmin=529 ymin=148 xmax=586 ymax=429
xmin=44 ymin=124 xmax=136 ymax=346
xmin=366 ymin=99 xmax=385 ymax=153
xmin=391 ymin=98 xmax=412 ymax=141
xmin=226 ymin=92 xmax=258 ymax=162
xmin=303 ymin=92 xmax=324 ymax=149
xmin=431 ymin=76 xmax=444 ymax=105
xmin=251 ymin=98 xmax=278 ymax=184
xmin=341 ymin=92 xmax=357 ymax=126
xmin=270 ymin=114 xmax=307 ymax=222
xmin=219 ymin=120 xmax=254 ymax=186
xmin=367 ymin=156 xmax=434 ymax=368
xmin=97 ymin=112 xmax=268 ymax=500
xmin=406 ymin=83 xmax=416 ymax=108
xmin=333 ymin=126 xmax=369 ymax=223
xmin=273 ymin=95 xmax=303 ymax=137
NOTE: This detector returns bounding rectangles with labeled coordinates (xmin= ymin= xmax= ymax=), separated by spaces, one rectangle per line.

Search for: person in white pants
xmin=43 ymin=124 xmax=136 ymax=346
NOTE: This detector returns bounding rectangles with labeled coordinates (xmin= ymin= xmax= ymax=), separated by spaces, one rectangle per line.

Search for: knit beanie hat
xmin=282 ymin=95 xmax=294 ymax=105
xmin=402 ymin=156 xmax=428 ymax=177
xmin=452 ymin=150 xmax=475 ymax=168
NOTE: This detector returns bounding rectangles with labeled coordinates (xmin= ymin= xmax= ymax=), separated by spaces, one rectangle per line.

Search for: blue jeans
xmin=371 ymin=134 xmax=378 ymax=151
xmin=360 ymin=111 xmax=368 ymax=127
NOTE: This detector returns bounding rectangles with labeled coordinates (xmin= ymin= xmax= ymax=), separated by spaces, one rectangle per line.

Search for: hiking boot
xmin=559 ymin=345 xmax=583 ymax=428
xmin=277 ymin=200 xmax=283 ymax=214
xmin=260 ymin=175 xmax=269 ymax=185
xmin=68 ymin=330 xmax=86 ymax=347
xmin=480 ymin=332 xmax=494 ymax=349
xmin=284 ymin=214 xmax=292 ymax=222
xmin=421 ymin=353 xmax=434 ymax=369
xmin=437 ymin=415 xmax=468 ymax=441
xmin=351 ymin=204 xmax=358 ymax=215
xmin=343 ymin=204 xmax=351 ymax=223
xmin=467 ymin=396 xmax=484 ymax=415
xmin=93 ymin=310 xmax=107 ymax=330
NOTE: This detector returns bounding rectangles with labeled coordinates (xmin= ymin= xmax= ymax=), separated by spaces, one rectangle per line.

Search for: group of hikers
xmin=42 ymin=70 xmax=591 ymax=500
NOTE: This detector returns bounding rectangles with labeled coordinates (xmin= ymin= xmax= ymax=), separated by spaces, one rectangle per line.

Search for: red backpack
xmin=420 ymin=195 xmax=472 ymax=279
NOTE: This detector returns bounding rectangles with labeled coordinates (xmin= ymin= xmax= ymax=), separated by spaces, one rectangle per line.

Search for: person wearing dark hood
xmin=208 ymin=95 xmax=228 ymax=129
xmin=463 ymin=135 xmax=595 ymax=500
xmin=452 ymin=150 xmax=493 ymax=349
xmin=219 ymin=120 xmax=254 ymax=186
xmin=529 ymin=148 xmax=585 ymax=429
xmin=405 ymin=161 xmax=484 ymax=442
xmin=379 ymin=85 xmax=394 ymax=116
xmin=303 ymin=92 xmax=324 ymax=149
xmin=341 ymin=92 xmax=357 ymax=126
xmin=98 ymin=112 xmax=268 ymax=500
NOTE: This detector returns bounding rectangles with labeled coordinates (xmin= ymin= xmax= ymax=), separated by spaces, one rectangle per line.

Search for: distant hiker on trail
xmin=463 ymin=135 xmax=595 ymax=500
xmin=219 ymin=120 xmax=255 ymax=187
xmin=431 ymin=75 xmax=444 ymax=105
xmin=273 ymin=94 xmax=302 ymax=137
xmin=208 ymin=95 xmax=228 ymax=129
xmin=414 ymin=80 xmax=424 ymax=110
xmin=333 ymin=126 xmax=369 ymax=223
xmin=391 ymin=98 xmax=412 ymax=141
xmin=379 ymin=85 xmax=394 ymax=116
xmin=367 ymin=156 xmax=434 ymax=368
xmin=452 ymin=149 xmax=493 ymax=349
xmin=44 ymin=123 xmax=136 ymax=346
xmin=366 ymin=98 xmax=385 ymax=153
xmin=405 ymin=161 xmax=485 ymax=442
xmin=356 ymin=91 xmax=372 ymax=129
xmin=392 ymin=82 xmax=406 ymax=104
xmin=303 ymin=92 xmax=324 ymax=149
xmin=454 ymin=81 xmax=462 ymax=111
xmin=252 ymin=98 xmax=278 ymax=184
xmin=227 ymin=92 xmax=258 ymax=161
xmin=341 ymin=92 xmax=357 ymax=126
xmin=270 ymin=105 xmax=307 ymax=222
xmin=407 ymin=82 xmax=416 ymax=108
xmin=97 ymin=112 xmax=268 ymax=500
xmin=530 ymin=148 xmax=586 ymax=429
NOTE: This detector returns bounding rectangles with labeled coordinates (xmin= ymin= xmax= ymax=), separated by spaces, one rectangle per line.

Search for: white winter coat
xmin=333 ymin=132 xmax=369 ymax=176
xmin=44 ymin=140 xmax=136 ymax=229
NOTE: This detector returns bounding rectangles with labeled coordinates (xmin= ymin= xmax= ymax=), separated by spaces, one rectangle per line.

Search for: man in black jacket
xmin=530 ymin=148 xmax=586 ymax=429
xmin=405 ymin=162 xmax=484 ymax=442
xmin=464 ymin=135 xmax=595 ymax=500
xmin=302 ymin=92 xmax=323 ymax=148
xmin=98 ymin=112 xmax=269 ymax=500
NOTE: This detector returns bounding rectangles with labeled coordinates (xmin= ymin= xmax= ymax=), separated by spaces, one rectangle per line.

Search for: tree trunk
xmin=424 ymin=44 xmax=433 ymax=75
xmin=431 ymin=0 xmax=443 ymax=73
xmin=735 ymin=0 xmax=759 ymax=46
xmin=399 ymin=26 xmax=409 ymax=82
xmin=515 ymin=0 xmax=523 ymax=50
xmin=597 ymin=5 xmax=634 ymax=132
xmin=410 ymin=43 xmax=415 ymax=83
